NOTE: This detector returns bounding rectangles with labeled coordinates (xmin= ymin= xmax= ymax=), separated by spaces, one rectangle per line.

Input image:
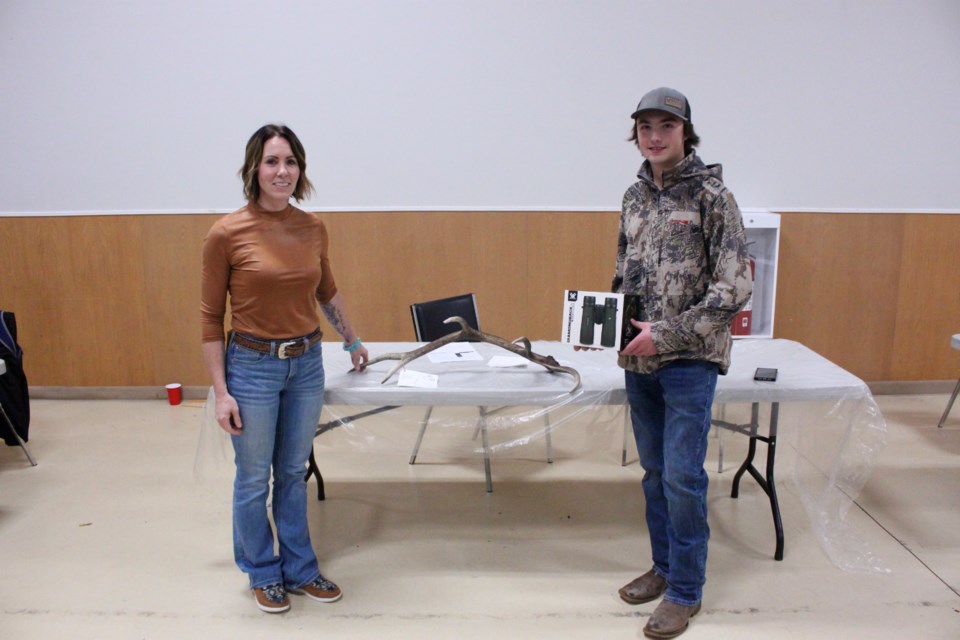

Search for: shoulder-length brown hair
xmin=239 ymin=124 xmax=316 ymax=203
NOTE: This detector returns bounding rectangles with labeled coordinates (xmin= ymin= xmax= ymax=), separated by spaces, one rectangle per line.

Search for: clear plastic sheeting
xmin=193 ymin=386 xmax=233 ymax=482
xmin=712 ymin=340 xmax=889 ymax=573
xmin=195 ymin=339 xmax=888 ymax=573
xmin=791 ymin=394 xmax=889 ymax=573
xmin=319 ymin=401 xmax=630 ymax=459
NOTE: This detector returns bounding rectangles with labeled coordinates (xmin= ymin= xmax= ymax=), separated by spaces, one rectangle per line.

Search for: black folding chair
xmin=0 ymin=311 xmax=36 ymax=466
xmin=407 ymin=294 xmax=553 ymax=493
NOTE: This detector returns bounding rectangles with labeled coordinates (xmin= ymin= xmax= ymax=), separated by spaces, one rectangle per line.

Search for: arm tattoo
xmin=321 ymin=302 xmax=348 ymax=338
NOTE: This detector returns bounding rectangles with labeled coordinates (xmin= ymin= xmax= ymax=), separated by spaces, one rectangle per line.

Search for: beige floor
xmin=1 ymin=393 xmax=959 ymax=639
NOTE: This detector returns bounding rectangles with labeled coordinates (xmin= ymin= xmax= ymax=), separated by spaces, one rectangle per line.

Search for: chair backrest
xmin=410 ymin=293 xmax=480 ymax=341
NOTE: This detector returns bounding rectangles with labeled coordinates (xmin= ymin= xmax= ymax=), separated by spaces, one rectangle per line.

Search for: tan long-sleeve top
xmin=200 ymin=202 xmax=338 ymax=343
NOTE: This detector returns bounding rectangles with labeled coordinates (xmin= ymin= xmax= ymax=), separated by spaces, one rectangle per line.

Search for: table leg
xmin=766 ymin=403 xmax=783 ymax=560
xmin=729 ymin=402 xmax=784 ymax=560
xmin=409 ymin=406 xmax=434 ymax=464
xmin=544 ymin=410 xmax=553 ymax=464
xmin=305 ymin=448 xmax=325 ymax=501
xmin=938 ymin=377 xmax=960 ymax=428
xmin=479 ymin=407 xmax=493 ymax=493
xmin=730 ymin=403 xmax=760 ymax=498
xmin=714 ymin=404 xmax=725 ymax=473
xmin=622 ymin=406 xmax=631 ymax=467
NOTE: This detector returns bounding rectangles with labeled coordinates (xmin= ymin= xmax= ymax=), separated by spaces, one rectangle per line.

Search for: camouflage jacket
xmin=613 ymin=152 xmax=753 ymax=374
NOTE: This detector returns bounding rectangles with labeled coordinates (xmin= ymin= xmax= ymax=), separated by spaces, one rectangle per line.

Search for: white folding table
xmin=307 ymin=339 xmax=883 ymax=562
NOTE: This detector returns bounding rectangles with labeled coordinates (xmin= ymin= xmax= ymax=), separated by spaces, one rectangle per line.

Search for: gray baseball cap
xmin=630 ymin=87 xmax=691 ymax=122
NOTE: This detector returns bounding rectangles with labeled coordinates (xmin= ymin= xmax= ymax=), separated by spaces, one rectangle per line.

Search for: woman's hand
xmin=215 ymin=392 xmax=243 ymax=435
xmin=319 ymin=293 xmax=368 ymax=371
xmin=350 ymin=344 xmax=369 ymax=371
xmin=201 ymin=341 xmax=242 ymax=435
xmin=620 ymin=319 xmax=658 ymax=357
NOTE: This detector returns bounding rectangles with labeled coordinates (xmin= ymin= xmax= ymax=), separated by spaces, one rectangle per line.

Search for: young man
xmin=614 ymin=87 xmax=753 ymax=638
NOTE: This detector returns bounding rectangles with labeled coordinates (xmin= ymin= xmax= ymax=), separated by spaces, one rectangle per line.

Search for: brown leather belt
xmin=231 ymin=329 xmax=322 ymax=359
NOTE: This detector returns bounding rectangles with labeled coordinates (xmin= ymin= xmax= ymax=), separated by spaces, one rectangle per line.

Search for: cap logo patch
xmin=664 ymin=96 xmax=684 ymax=110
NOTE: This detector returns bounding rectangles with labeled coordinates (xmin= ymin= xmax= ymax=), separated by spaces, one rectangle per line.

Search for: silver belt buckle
xmin=277 ymin=340 xmax=300 ymax=359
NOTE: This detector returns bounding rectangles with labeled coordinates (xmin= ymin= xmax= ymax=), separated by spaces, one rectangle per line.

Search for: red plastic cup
xmin=165 ymin=383 xmax=182 ymax=406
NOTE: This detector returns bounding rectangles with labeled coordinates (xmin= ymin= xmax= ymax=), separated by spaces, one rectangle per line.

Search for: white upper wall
xmin=2 ymin=0 xmax=958 ymax=214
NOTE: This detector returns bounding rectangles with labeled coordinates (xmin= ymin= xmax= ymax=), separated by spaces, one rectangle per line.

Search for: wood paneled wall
xmin=775 ymin=212 xmax=960 ymax=381
xmin=1 ymin=211 xmax=957 ymax=387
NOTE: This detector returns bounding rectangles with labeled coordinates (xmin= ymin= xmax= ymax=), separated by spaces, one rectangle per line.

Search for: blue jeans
xmin=226 ymin=336 xmax=325 ymax=590
xmin=625 ymin=360 xmax=718 ymax=606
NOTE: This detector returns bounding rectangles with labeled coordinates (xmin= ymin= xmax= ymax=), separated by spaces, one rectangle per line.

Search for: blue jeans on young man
xmin=625 ymin=360 xmax=718 ymax=607
xmin=226 ymin=336 xmax=325 ymax=590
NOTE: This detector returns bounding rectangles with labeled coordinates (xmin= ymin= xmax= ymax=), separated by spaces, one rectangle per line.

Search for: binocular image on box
xmin=562 ymin=290 xmax=642 ymax=351
xmin=579 ymin=296 xmax=619 ymax=348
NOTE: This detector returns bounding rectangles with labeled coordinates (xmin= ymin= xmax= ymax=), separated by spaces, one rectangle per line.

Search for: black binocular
xmin=579 ymin=296 xmax=618 ymax=347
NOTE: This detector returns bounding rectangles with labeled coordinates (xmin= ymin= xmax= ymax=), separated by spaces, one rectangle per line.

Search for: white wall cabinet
xmin=738 ymin=211 xmax=780 ymax=339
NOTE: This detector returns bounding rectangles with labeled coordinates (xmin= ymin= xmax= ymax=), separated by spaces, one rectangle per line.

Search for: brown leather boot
xmin=618 ymin=569 xmax=667 ymax=605
xmin=643 ymin=599 xmax=701 ymax=638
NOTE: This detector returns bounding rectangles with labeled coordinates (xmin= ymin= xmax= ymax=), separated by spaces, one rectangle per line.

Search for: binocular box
xmin=561 ymin=290 xmax=641 ymax=351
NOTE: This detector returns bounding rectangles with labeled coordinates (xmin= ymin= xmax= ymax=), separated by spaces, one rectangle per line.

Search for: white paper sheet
xmin=397 ymin=369 xmax=439 ymax=388
xmin=487 ymin=355 xmax=528 ymax=368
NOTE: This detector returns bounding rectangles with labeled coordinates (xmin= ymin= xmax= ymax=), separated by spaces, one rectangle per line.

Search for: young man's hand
xmin=620 ymin=320 xmax=658 ymax=357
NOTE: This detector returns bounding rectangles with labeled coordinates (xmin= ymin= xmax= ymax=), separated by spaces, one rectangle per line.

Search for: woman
xmin=200 ymin=124 xmax=368 ymax=613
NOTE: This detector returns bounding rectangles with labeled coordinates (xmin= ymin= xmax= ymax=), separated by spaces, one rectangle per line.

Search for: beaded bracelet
xmin=343 ymin=337 xmax=363 ymax=352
